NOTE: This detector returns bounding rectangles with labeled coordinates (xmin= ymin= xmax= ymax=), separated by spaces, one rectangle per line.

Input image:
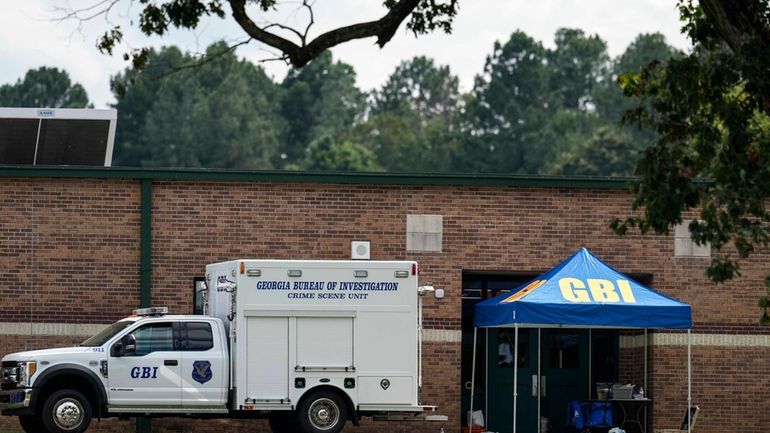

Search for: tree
xmin=60 ymin=1 xmax=458 ymax=68
xmin=546 ymin=126 xmax=639 ymax=176
xmin=279 ymin=51 xmax=365 ymax=168
xmin=111 ymin=42 xmax=284 ymax=168
xmin=457 ymin=31 xmax=552 ymax=174
xmin=457 ymin=29 xmax=612 ymax=174
xmin=372 ymin=56 xmax=460 ymax=120
xmin=357 ymin=56 xmax=460 ymax=173
xmin=0 ymin=67 xmax=91 ymax=108
xmin=548 ymin=28 xmax=609 ymax=110
xmin=299 ymin=135 xmax=382 ymax=172
xmin=613 ymin=0 xmax=770 ymax=322
xmin=595 ymin=33 xmax=681 ymax=124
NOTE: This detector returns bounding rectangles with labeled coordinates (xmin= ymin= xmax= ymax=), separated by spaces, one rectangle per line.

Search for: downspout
xmin=138 ymin=178 xmax=153 ymax=433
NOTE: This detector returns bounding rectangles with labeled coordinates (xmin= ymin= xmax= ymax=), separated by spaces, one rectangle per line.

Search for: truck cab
xmin=1 ymin=308 xmax=229 ymax=433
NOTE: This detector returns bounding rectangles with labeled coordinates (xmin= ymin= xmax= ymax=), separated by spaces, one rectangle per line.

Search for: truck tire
xmin=268 ymin=411 xmax=297 ymax=433
xmin=297 ymin=389 xmax=347 ymax=433
xmin=41 ymin=389 xmax=92 ymax=433
xmin=18 ymin=415 xmax=45 ymax=433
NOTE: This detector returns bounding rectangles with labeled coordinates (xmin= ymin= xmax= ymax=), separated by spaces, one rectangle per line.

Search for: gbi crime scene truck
xmin=1 ymin=260 xmax=446 ymax=433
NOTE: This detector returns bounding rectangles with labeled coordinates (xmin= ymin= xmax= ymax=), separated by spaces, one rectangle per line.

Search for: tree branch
xmin=228 ymin=0 xmax=420 ymax=67
xmin=699 ymin=0 xmax=770 ymax=51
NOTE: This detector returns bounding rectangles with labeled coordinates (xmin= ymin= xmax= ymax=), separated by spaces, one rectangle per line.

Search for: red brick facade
xmin=1 ymin=174 xmax=768 ymax=433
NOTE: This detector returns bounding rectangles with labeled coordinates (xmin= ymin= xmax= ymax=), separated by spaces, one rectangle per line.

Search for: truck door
xmin=108 ymin=321 xmax=182 ymax=407
xmin=180 ymin=321 xmax=227 ymax=406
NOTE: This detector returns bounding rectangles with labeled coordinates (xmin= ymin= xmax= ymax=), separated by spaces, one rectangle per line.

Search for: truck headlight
xmin=17 ymin=362 xmax=36 ymax=387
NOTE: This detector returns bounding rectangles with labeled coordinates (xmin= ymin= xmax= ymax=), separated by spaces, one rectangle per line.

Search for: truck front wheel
xmin=297 ymin=390 xmax=348 ymax=433
xmin=41 ymin=389 xmax=92 ymax=433
xmin=18 ymin=415 xmax=44 ymax=433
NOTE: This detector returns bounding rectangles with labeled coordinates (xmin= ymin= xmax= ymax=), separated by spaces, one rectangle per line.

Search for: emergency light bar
xmin=133 ymin=307 xmax=168 ymax=317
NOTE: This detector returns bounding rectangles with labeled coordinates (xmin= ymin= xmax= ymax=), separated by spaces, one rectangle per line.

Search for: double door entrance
xmin=486 ymin=328 xmax=590 ymax=433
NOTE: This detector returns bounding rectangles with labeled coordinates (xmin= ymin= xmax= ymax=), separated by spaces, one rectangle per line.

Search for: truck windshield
xmin=80 ymin=320 xmax=134 ymax=347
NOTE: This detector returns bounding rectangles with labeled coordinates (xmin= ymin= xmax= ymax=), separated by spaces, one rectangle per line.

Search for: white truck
xmin=0 ymin=260 xmax=445 ymax=433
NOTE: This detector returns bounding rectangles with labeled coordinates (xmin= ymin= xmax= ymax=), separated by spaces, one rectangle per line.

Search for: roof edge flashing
xmin=0 ymin=165 xmax=633 ymax=189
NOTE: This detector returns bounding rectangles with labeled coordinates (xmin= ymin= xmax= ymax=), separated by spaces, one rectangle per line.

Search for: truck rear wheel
xmin=41 ymin=389 xmax=92 ymax=433
xmin=297 ymin=389 xmax=347 ymax=433
xmin=18 ymin=415 xmax=45 ymax=433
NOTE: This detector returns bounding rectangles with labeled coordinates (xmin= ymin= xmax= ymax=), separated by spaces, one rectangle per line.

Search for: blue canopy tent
xmin=468 ymin=248 xmax=693 ymax=433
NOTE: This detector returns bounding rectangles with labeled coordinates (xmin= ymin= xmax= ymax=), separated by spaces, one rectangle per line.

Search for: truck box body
xmin=205 ymin=260 xmax=420 ymax=412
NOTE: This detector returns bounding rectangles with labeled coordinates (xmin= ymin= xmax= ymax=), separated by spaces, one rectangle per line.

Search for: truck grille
xmin=1 ymin=361 xmax=19 ymax=390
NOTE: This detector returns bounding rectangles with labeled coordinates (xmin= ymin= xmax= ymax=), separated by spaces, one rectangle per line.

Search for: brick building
xmin=0 ymin=166 xmax=768 ymax=433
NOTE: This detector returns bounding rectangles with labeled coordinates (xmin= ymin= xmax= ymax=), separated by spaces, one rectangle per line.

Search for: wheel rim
xmin=307 ymin=397 xmax=339 ymax=431
xmin=52 ymin=398 xmax=84 ymax=431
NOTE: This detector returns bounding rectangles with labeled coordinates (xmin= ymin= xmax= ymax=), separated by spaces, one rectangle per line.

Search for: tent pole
xmin=469 ymin=327 xmax=478 ymax=429
xmin=537 ymin=328 xmax=541 ymax=433
xmin=644 ymin=328 xmax=650 ymax=431
xmin=644 ymin=328 xmax=650 ymax=392
xmin=687 ymin=329 xmax=692 ymax=433
xmin=514 ymin=325 xmax=519 ymax=433
xmin=588 ymin=328 xmax=592 ymax=399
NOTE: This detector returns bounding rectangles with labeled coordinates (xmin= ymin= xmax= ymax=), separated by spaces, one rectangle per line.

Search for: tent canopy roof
xmin=474 ymin=248 xmax=692 ymax=329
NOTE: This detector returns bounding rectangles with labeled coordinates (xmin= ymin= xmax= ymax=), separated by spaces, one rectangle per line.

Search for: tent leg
xmin=469 ymin=327 xmax=478 ymax=428
xmin=644 ymin=328 xmax=650 ymax=431
xmin=688 ymin=329 xmax=692 ymax=433
xmin=537 ymin=328 xmax=541 ymax=433
xmin=514 ymin=325 xmax=519 ymax=433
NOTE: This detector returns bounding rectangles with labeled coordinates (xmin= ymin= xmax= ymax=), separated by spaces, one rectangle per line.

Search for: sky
xmin=0 ymin=0 xmax=692 ymax=108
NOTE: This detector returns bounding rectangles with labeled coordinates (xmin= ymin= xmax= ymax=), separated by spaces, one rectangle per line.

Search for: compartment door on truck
xmin=296 ymin=316 xmax=354 ymax=369
xmin=108 ymin=321 xmax=182 ymax=406
xmin=246 ymin=317 xmax=290 ymax=401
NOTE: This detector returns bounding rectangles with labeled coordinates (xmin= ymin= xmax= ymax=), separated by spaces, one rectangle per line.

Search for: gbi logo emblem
xmin=192 ymin=360 xmax=212 ymax=384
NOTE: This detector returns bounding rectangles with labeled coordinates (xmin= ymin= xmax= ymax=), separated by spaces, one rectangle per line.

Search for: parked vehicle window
xmin=131 ymin=323 xmax=174 ymax=356
xmin=186 ymin=322 xmax=214 ymax=351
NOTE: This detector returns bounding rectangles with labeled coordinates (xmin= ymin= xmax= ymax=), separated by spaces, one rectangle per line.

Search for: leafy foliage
xmin=0 ymin=67 xmax=91 ymax=108
xmin=357 ymin=56 xmax=460 ymax=173
xmin=111 ymin=42 xmax=284 ymax=168
xmin=299 ymin=135 xmax=383 ymax=172
xmin=279 ymin=51 xmax=365 ymax=168
xmin=384 ymin=0 xmax=459 ymax=35
xmin=612 ymin=0 xmax=770 ymax=322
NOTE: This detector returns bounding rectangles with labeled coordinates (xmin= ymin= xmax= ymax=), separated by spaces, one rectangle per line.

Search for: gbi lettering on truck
xmin=0 ymin=260 xmax=446 ymax=433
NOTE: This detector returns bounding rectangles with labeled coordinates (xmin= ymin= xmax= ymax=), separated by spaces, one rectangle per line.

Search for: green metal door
xmin=486 ymin=328 xmax=591 ymax=433
xmin=486 ymin=329 xmax=538 ymax=433
xmin=539 ymin=329 xmax=590 ymax=433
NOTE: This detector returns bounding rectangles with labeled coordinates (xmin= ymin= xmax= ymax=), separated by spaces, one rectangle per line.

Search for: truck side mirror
xmin=111 ymin=334 xmax=135 ymax=357
xmin=111 ymin=342 xmax=125 ymax=357
xmin=123 ymin=334 xmax=136 ymax=353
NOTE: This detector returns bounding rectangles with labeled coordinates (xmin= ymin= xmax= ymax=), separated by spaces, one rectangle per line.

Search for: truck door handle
xmin=164 ymin=360 xmax=178 ymax=366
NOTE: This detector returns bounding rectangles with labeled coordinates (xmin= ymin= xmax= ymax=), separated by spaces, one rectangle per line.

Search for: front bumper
xmin=0 ymin=388 xmax=32 ymax=413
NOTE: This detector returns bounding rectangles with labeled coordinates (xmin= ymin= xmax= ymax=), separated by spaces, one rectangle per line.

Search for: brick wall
xmin=1 ymin=177 xmax=768 ymax=433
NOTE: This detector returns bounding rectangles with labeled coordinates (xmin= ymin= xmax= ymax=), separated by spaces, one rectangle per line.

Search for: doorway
xmin=462 ymin=271 xmax=626 ymax=433
xmin=486 ymin=328 xmax=591 ymax=433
